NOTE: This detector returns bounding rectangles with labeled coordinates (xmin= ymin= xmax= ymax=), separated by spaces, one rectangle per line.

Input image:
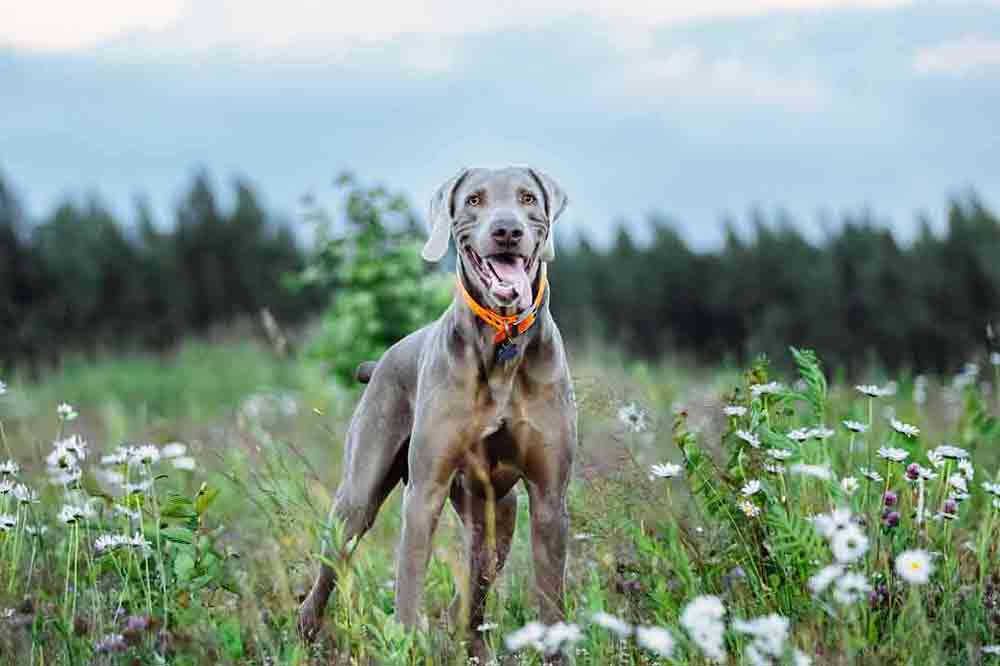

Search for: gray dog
xmin=298 ymin=166 xmax=577 ymax=661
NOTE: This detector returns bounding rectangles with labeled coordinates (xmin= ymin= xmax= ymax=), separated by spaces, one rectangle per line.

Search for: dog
xmin=298 ymin=166 xmax=577 ymax=662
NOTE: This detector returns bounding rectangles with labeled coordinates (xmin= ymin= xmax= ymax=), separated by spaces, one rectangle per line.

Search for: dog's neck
xmin=453 ymin=261 xmax=549 ymax=373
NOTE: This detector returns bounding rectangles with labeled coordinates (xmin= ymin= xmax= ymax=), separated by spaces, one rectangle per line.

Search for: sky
xmin=1 ymin=0 xmax=999 ymax=247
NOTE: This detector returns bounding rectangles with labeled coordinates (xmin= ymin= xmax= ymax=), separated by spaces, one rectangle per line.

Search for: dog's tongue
xmin=487 ymin=256 xmax=532 ymax=310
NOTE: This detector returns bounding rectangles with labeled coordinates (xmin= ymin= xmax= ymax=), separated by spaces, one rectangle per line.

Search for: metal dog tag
xmin=496 ymin=339 xmax=519 ymax=363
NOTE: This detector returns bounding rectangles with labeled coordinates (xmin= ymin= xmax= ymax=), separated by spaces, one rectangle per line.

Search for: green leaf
xmin=162 ymin=526 xmax=195 ymax=544
xmin=160 ymin=493 xmax=197 ymax=520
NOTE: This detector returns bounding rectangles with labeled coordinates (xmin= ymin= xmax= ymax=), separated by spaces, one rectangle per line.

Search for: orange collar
xmin=458 ymin=264 xmax=548 ymax=344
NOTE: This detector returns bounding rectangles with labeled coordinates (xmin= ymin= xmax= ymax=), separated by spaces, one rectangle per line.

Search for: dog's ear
xmin=526 ymin=168 xmax=568 ymax=262
xmin=422 ymin=168 xmax=470 ymax=262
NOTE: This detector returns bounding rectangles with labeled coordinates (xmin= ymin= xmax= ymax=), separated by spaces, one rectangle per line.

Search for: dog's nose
xmin=489 ymin=217 xmax=525 ymax=248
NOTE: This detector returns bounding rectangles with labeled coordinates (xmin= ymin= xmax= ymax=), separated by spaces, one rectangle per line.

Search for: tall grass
xmin=0 ymin=341 xmax=998 ymax=664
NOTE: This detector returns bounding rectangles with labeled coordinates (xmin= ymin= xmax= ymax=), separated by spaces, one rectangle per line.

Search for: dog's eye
xmin=465 ymin=194 xmax=481 ymax=207
xmin=520 ymin=192 xmax=537 ymax=206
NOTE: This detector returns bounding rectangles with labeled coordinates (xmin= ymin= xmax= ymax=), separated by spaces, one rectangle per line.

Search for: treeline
xmin=0 ymin=172 xmax=322 ymax=371
xmin=552 ymin=197 xmax=1000 ymax=374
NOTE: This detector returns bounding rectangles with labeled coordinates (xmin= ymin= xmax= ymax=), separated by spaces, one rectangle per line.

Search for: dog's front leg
xmin=395 ymin=475 xmax=450 ymax=628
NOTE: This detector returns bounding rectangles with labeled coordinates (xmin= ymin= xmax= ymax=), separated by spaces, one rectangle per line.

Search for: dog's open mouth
xmin=464 ymin=247 xmax=533 ymax=310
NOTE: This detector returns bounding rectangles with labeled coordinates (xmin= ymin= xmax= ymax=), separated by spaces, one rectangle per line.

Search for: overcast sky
xmin=1 ymin=0 xmax=998 ymax=246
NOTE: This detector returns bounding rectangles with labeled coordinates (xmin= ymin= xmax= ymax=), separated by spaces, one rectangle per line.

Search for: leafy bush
xmin=297 ymin=173 xmax=452 ymax=385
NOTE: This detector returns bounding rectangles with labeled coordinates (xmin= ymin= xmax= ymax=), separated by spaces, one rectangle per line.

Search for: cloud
xmin=0 ymin=0 xmax=910 ymax=54
xmin=0 ymin=1 xmax=187 ymax=51
xmin=913 ymin=35 xmax=1000 ymax=76
xmin=603 ymin=47 xmax=830 ymax=110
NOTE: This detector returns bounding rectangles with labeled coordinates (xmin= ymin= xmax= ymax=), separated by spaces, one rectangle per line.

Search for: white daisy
xmin=767 ymin=448 xmax=792 ymax=460
xmin=895 ymin=549 xmax=933 ymax=584
xmin=505 ymin=622 xmax=546 ymax=652
xmin=764 ymin=463 xmax=786 ymax=474
xmin=617 ymin=402 xmax=648 ymax=433
xmin=101 ymin=447 xmax=131 ymax=466
xmin=541 ymin=622 xmax=582 ymax=655
xmin=741 ymin=480 xmax=763 ymax=496
xmin=48 ymin=467 xmax=82 ymax=486
xmin=122 ymin=479 xmax=153 ymax=495
xmin=793 ymin=649 xmax=814 ymax=666
xmin=927 ymin=448 xmax=944 ymax=469
xmin=842 ymin=420 xmax=869 ymax=433
xmin=808 ymin=427 xmax=835 ymax=440
xmin=635 ymin=625 xmax=674 ymax=657
xmin=949 ymin=474 xmax=969 ymax=494
xmin=13 ymin=484 xmax=38 ymax=505
xmin=982 ymin=645 xmax=1000 ymax=655
xmin=735 ymin=429 xmax=761 ymax=448
xmin=855 ymin=384 xmax=891 ymax=398
xmin=0 ymin=514 xmax=17 ymax=531
xmin=877 ymin=447 xmax=909 ymax=463
xmin=130 ymin=444 xmax=160 ymax=466
xmin=171 ymin=456 xmax=197 ymax=471
xmin=982 ymin=481 xmax=1000 ymax=497
xmin=840 ymin=477 xmax=859 ymax=495
xmin=56 ymin=402 xmax=78 ymax=421
xmin=787 ymin=428 xmax=811 ymax=443
xmin=591 ymin=612 xmax=632 ymax=637
xmin=723 ymin=405 xmax=747 ymax=418
xmin=161 ymin=442 xmax=187 ymax=458
xmin=680 ymin=596 xmax=727 ymax=663
xmin=932 ymin=444 xmax=969 ymax=460
xmin=807 ymin=564 xmax=844 ymax=594
xmin=958 ymin=459 xmax=974 ymax=480
xmin=25 ymin=525 xmax=48 ymax=537
xmin=731 ymin=614 xmax=789 ymax=659
xmin=95 ymin=534 xmax=129 ymax=553
xmin=0 ymin=460 xmax=18 ymax=476
xmin=650 ymin=463 xmax=682 ymax=480
xmin=738 ymin=499 xmax=761 ymax=518
xmin=750 ymin=382 xmax=783 ymax=398
xmin=46 ymin=442 xmax=78 ymax=470
xmin=832 ymin=572 xmax=871 ymax=604
xmin=57 ymin=504 xmax=91 ymax=525
xmin=830 ymin=524 xmax=869 ymax=564
xmin=789 ymin=464 xmax=833 ymax=480
xmin=890 ymin=419 xmax=920 ymax=438
xmin=0 ymin=480 xmax=12 ymax=495
xmin=812 ymin=508 xmax=853 ymax=538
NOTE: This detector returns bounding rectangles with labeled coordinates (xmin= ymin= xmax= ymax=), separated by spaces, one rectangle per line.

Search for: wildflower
xmin=13 ymin=483 xmax=38 ymax=505
xmin=25 ymin=525 xmax=48 ymax=537
xmin=591 ymin=612 xmax=632 ymax=637
xmin=635 ymin=625 xmax=674 ymax=657
xmin=736 ymin=429 xmax=761 ymax=448
xmin=942 ymin=498 xmax=959 ymax=519
xmin=932 ymin=444 xmax=969 ymax=460
xmin=958 ymin=459 xmax=974 ymax=480
xmin=161 ymin=442 xmax=187 ymax=458
xmin=738 ymin=499 xmax=761 ymax=518
xmin=101 ymin=447 xmax=131 ymax=466
xmin=895 ymin=550 xmax=934 ymax=584
xmin=130 ymin=444 xmax=160 ymax=466
xmin=172 ymin=456 xmax=197 ymax=471
xmin=94 ymin=634 xmax=127 ymax=653
xmin=833 ymin=573 xmax=871 ymax=605
xmin=122 ymin=479 xmax=153 ymax=495
xmin=46 ymin=441 xmax=78 ymax=470
xmin=840 ymin=477 xmax=859 ymax=494
xmin=812 ymin=508 xmax=853 ymax=538
xmin=95 ymin=534 xmax=129 ymax=553
xmin=56 ymin=402 xmax=78 ymax=421
xmin=860 ymin=467 xmax=884 ymax=482
xmin=680 ymin=595 xmax=727 ymax=663
xmin=541 ymin=622 xmax=582 ymax=655
xmin=732 ymin=614 xmax=789 ymax=659
xmin=793 ymin=650 xmax=814 ymax=666
xmin=723 ymin=405 xmax=747 ymax=417
xmin=856 ymin=384 xmax=891 ymax=398
xmin=994 ymin=498 xmax=1000 ymax=510
xmin=927 ymin=449 xmax=944 ymax=469
xmin=830 ymin=524 xmax=869 ymax=564
xmin=751 ymin=382 xmax=783 ymax=397
xmin=113 ymin=504 xmax=141 ymax=521
xmin=741 ymin=480 xmax=762 ymax=496
xmin=787 ymin=428 xmax=811 ymax=443
xmin=49 ymin=467 xmax=82 ymax=486
xmin=789 ymin=464 xmax=832 ymax=480
xmin=0 ymin=480 xmax=12 ymax=495
xmin=0 ymin=514 xmax=17 ymax=531
xmin=505 ymin=622 xmax=546 ymax=651
xmin=650 ymin=462 xmax=682 ymax=480
xmin=842 ymin=420 xmax=868 ymax=433
xmin=0 ymin=460 xmax=18 ymax=476
xmin=128 ymin=532 xmax=151 ymax=551
xmin=58 ymin=504 xmax=91 ymax=525
xmin=764 ymin=463 xmax=785 ymax=474
xmin=947 ymin=474 xmax=967 ymax=496
xmin=890 ymin=419 xmax=920 ymax=438
xmin=983 ymin=645 xmax=1000 ymax=655
xmin=883 ymin=490 xmax=898 ymax=507
xmin=808 ymin=427 xmax=835 ymax=440
xmin=767 ymin=448 xmax=792 ymax=460
xmin=808 ymin=564 xmax=844 ymax=594
xmin=877 ymin=447 xmax=909 ymax=463
xmin=618 ymin=402 xmax=648 ymax=433
xmin=882 ymin=510 xmax=901 ymax=528
xmin=982 ymin=481 xmax=1000 ymax=497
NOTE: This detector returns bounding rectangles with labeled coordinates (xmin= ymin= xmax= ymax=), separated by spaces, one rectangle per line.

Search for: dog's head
xmin=422 ymin=166 xmax=568 ymax=311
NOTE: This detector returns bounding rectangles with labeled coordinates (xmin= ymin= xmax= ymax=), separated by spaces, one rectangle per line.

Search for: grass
xmin=1 ymin=339 xmax=999 ymax=664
